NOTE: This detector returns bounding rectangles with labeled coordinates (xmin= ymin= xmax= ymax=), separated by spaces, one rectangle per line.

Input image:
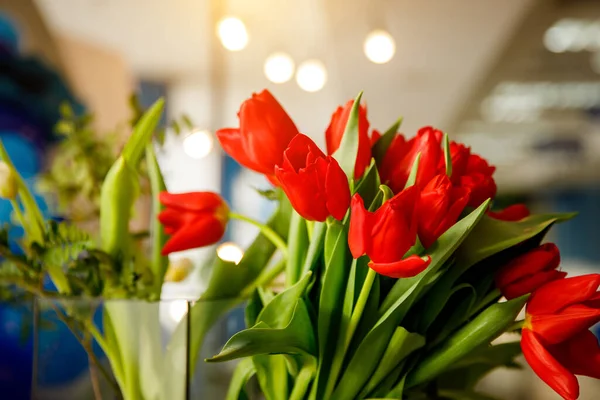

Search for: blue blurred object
xmin=0 ymin=302 xmax=33 ymax=400
xmin=0 ymin=13 xmax=19 ymax=54
xmin=0 ymin=11 xmax=89 ymax=396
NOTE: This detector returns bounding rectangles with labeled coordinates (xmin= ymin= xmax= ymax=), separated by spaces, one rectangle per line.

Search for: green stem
xmin=507 ymin=319 xmax=525 ymax=332
xmin=87 ymin=322 xmax=127 ymax=392
xmin=9 ymin=199 xmax=25 ymax=227
xmin=230 ymin=212 xmax=289 ymax=256
xmin=306 ymin=221 xmax=314 ymax=241
xmin=241 ymin=258 xmax=286 ymax=297
xmin=289 ymin=362 xmax=316 ymax=400
xmin=324 ymin=267 xmax=377 ymax=398
xmin=345 ymin=268 xmax=376 ymax=348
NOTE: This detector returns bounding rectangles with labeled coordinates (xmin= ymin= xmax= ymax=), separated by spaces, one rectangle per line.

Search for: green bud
xmin=406 ymin=295 xmax=528 ymax=388
xmin=0 ymin=161 xmax=18 ymax=200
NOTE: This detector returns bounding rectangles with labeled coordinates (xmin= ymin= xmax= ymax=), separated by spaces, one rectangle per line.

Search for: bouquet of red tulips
xmin=162 ymin=90 xmax=599 ymax=400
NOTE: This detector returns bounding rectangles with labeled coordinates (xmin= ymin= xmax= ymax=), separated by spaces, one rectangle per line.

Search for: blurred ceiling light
xmin=296 ymin=60 xmax=327 ymax=92
xmin=364 ymin=30 xmax=396 ymax=64
xmin=168 ymin=300 xmax=189 ymax=323
xmin=217 ymin=242 xmax=244 ymax=265
xmin=544 ymin=18 xmax=600 ymax=53
xmin=544 ymin=26 xmax=573 ymax=53
xmin=264 ymin=52 xmax=295 ymax=83
xmin=183 ymin=129 xmax=213 ymax=159
xmin=217 ymin=17 xmax=248 ymax=51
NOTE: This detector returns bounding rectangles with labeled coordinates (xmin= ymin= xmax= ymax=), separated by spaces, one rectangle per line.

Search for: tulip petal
xmin=488 ymin=204 xmax=530 ymax=221
xmin=159 ymin=191 xmax=224 ymax=212
xmin=521 ymin=329 xmax=579 ymax=400
xmin=495 ymin=243 xmax=560 ymax=289
xmin=348 ymin=194 xmax=371 ymax=259
xmin=216 ymin=128 xmax=265 ymax=173
xmin=549 ymin=330 xmax=600 ymax=380
xmin=368 ymin=255 xmax=431 ymax=278
xmin=531 ymin=304 xmax=600 ymax=345
xmin=500 ymin=270 xmax=567 ymax=300
xmin=527 ymin=274 xmax=600 ymax=316
xmin=325 ymin=157 xmax=351 ymax=221
xmin=161 ymin=217 xmax=225 ymax=255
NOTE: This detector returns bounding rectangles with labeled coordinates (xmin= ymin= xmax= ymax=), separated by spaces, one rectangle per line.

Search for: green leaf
xmin=355 ymin=159 xmax=381 ymax=206
xmin=226 ymin=358 xmax=255 ymax=400
xmin=443 ymin=132 xmax=452 ymax=177
xmin=145 ymin=144 xmax=168 ymax=297
xmin=315 ymin=221 xmax=350 ymax=398
xmin=255 ymin=188 xmax=280 ymax=201
xmin=122 ymin=98 xmax=165 ymax=167
xmin=385 ymin=374 xmax=407 ymax=399
xmin=334 ymin=92 xmax=364 ymax=179
xmin=359 ymin=327 xmax=425 ymax=398
xmin=289 ymin=357 xmax=317 ymax=400
xmin=301 ymin=222 xmax=327 ymax=276
xmin=404 ymin=152 xmax=421 ymax=189
xmin=406 ymin=296 xmax=528 ymax=388
xmin=428 ymin=284 xmax=478 ymax=347
xmin=332 ymin=201 xmax=490 ymax=400
xmin=253 ymin=354 xmax=289 ymax=400
xmin=245 ymin=290 xmax=264 ymax=327
xmin=379 ymin=184 xmax=394 ymax=202
xmin=207 ymin=299 xmax=316 ymax=362
xmin=457 ymin=212 xmax=577 ymax=268
xmin=286 ymin=212 xmax=309 ymax=286
xmin=372 ymin=118 xmax=402 ymax=165
xmin=257 ymin=272 xmax=313 ymax=328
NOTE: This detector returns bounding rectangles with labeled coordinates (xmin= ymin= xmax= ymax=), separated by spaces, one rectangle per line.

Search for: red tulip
xmin=495 ymin=243 xmax=565 ymax=300
xmin=216 ymin=89 xmax=299 ymax=179
xmin=325 ymin=99 xmax=372 ymax=179
xmin=158 ymin=192 xmax=229 ymax=255
xmin=416 ymin=174 xmax=470 ymax=248
xmin=522 ymin=274 xmax=600 ymax=400
xmin=275 ymin=134 xmax=350 ymax=221
xmin=370 ymin=129 xmax=382 ymax=146
xmin=379 ymin=126 xmax=444 ymax=193
xmin=348 ymin=187 xmax=431 ymax=278
xmin=458 ymin=153 xmax=496 ymax=207
xmin=488 ymin=204 xmax=530 ymax=221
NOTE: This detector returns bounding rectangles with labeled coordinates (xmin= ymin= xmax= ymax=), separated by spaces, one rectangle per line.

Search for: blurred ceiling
xmin=32 ymin=0 xmax=600 ymax=193
xmin=34 ymin=0 xmax=535 ymax=134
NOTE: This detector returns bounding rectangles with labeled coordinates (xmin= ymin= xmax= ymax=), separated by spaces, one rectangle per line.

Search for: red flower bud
xmin=348 ymin=187 xmax=431 ymax=278
xmin=522 ymin=274 xmax=600 ymax=400
xmin=488 ymin=204 xmax=530 ymax=221
xmin=417 ymin=174 xmax=470 ymax=248
xmin=275 ymin=134 xmax=350 ymax=222
xmin=158 ymin=191 xmax=229 ymax=255
xmin=458 ymin=154 xmax=496 ymax=207
xmin=380 ymin=126 xmax=443 ymax=193
xmin=325 ymin=100 xmax=372 ymax=179
xmin=216 ymin=90 xmax=299 ymax=179
xmin=495 ymin=243 xmax=564 ymax=300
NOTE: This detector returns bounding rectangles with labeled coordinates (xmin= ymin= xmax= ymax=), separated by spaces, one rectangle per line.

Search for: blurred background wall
xmin=2 ymin=0 xmax=600 ymax=398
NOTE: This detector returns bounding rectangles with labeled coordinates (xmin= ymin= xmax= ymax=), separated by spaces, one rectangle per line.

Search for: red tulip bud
xmin=495 ymin=243 xmax=563 ymax=300
xmin=216 ymin=90 xmax=299 ymax=179
xmin=522 ymin=274 xmax=600 ymax=400
xmin=275 ymin=134 xmax=350 ymax=222
xmin=348 ymin=188 xmax=431 ymax=278
xmin=417 ymin=174 xmax=470 ymax=248
xmin=488 ymin=204 xmax=530 ymax=221
xmin=158 ymin=191 xmax=229 ymax=255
